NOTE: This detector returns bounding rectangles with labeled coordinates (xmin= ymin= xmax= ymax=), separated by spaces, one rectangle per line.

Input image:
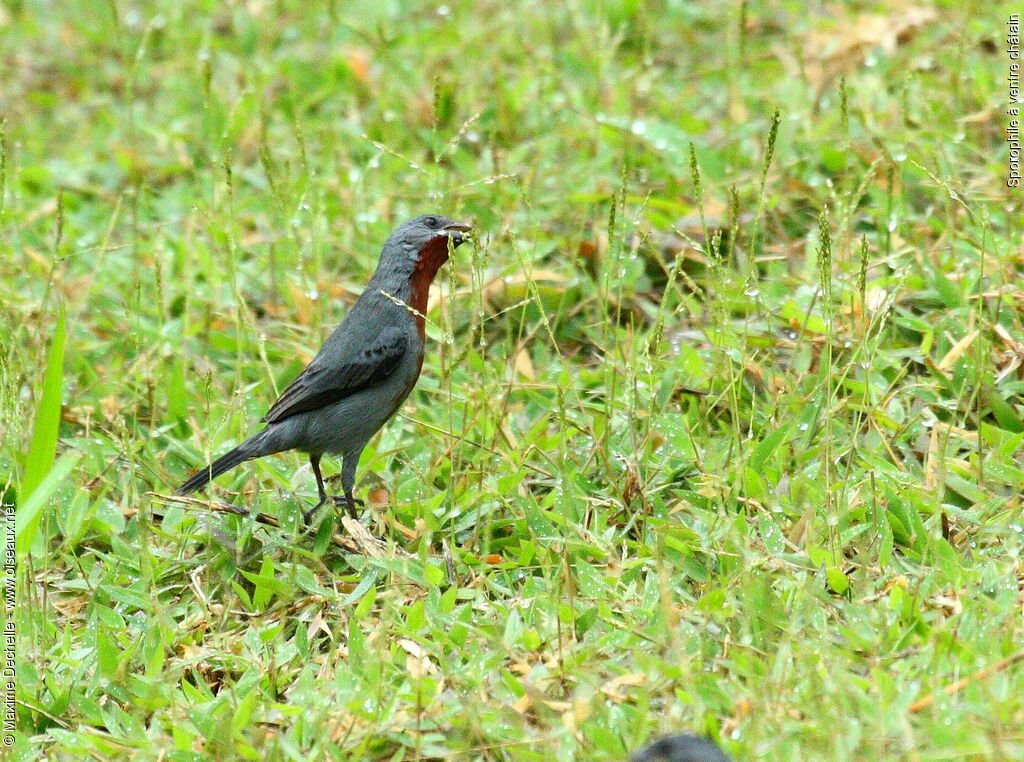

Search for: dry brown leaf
xmin=599 ymin=673 xmax=647 ymax=702
xmin=559 ymin=699 xmax=588 ymax=735
xmin=367 ymin=486 xmax=390 ymax=505
xmin=52 ymin=595 xmax=89 ymax=618
xmin=929 ymin=592 xmax=963 ymax=617
xmin=100 ymin=396 xmax=123 ymax=421
xmin=399 ymin=638 xmax=437 ymax=679
xmin=514 ymin=346 xmax=536 ymax=380
xmin=993 ymin=323 xmax=1024 ymax=382
xmin=306 ymin=610 xmax=333 ymax=642
xmin=959 ymin=108 xmax=996 ymax=125
xmin=909 ymin=649 xmax=1024 ymax=713
xmin=379 ymin=506 xmax=418 ymax=541
xmin=287 ymin=281 xmax=315 ymax=326
xmin=338 ymin=516 xmax=391 ymax=558
xmin=924 ymin=425 xmax=940 ymax=490
xmin=864 ymin=286 xmax=889 ymax=313
xmin=937 ymin=329 xmax=978 ymax=372
xmin=508 ymin=661 xmax=532 ymax=676
xmin=345 ymin=48 xmax=372 ymax=84
xmin=577 ymin=239 xmax=599 ymax=266
xmin=397 ymin=639 xmax=425 ymax=659
xmin=994 ymin=323 xmax=1024 ymax=353
xmin=803 ymin=6 xmax=939 ymax=88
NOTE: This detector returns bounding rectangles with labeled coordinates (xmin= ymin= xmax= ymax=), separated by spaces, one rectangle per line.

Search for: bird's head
xmin=382 ymin=214 xmax=472 ymax=268
xmin=373 ymin=214 xmax=473 ymax=321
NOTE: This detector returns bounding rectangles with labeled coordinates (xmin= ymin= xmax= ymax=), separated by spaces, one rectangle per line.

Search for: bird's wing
xmin=261 ymin=326 xmax=409 ymax=424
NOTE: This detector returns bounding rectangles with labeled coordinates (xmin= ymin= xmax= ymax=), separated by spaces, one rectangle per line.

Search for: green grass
xmin=4 ymin=0 xmax=1023 ymax=759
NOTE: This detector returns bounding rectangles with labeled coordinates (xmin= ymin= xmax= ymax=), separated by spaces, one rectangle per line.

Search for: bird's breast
xmin=408 ymin=239 xmax=451 ymax=338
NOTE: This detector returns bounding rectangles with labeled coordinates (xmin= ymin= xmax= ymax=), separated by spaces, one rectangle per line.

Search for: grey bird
xmin=176 ymin=214 xmax=471 ymax=523
xmin=630 ymin=734 xmax=731 ymax=762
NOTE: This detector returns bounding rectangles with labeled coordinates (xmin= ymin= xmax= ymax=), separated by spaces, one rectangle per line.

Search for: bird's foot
xmin=332 ymin=495 xmax=364 ymax=520
xmin=303 ymin=498 xmax=328 ymax=526
xmin=304 ymin=495 xmax=364 ymax=524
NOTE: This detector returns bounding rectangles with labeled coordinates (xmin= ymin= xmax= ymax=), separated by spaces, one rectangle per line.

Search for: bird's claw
xmin=302 ymin=501 xmax=326 ymax=525
xmin=332 ymin=495 xmax=363 ymax=520
xmin=304 ymin=495 xmax=363 ymax=525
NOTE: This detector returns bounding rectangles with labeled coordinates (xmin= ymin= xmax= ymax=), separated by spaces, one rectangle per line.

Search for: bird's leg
xmin=305 ymin=453 xmax=364 ymax=523
xmin=304 ymin=454 xmax=330 ymax=524
xmin=334 ymin=489 xmax=366 ymax=520
xmin=332 ymin=454 xmax=364 ymax=520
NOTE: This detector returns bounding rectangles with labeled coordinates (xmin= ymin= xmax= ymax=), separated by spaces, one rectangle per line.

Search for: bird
xmin=630 ymin=734 xmax=731 ymax=762
xmin=176 ymin=213 xmax=471 ymax=524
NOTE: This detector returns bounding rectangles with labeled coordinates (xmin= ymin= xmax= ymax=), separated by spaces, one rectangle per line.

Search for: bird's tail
xmin=176 ymin=430 xmax=270 ymax=495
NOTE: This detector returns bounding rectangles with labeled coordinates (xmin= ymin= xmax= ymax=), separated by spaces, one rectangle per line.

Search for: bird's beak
xmin=442 ymin=221 xmax=472 ymax=247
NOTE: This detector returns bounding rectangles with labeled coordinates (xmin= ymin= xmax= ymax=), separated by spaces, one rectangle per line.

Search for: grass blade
xmin=21 ymin=306 xmax=66 ymax=507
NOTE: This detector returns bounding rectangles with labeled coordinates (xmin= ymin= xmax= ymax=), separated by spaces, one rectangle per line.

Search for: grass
xmin=3 ymin=0 xmax=1023 ymax=759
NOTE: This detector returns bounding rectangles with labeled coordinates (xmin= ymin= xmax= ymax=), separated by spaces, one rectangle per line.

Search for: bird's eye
xmin=425 ymin=217 xmax=438 ymax=228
